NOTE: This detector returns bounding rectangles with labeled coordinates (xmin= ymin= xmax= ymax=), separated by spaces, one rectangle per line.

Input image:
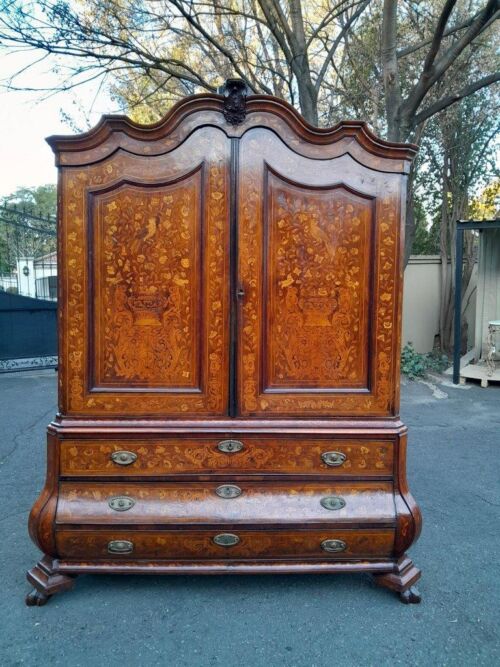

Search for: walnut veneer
xmin=26 ymin=80 xmax=422 ymax=606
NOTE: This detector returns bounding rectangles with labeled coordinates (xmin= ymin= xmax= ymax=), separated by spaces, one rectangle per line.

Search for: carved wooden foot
xmin=399 ymin=586 xmax=421 ymax=604
xmin=26 ymin=589 xmax=51 ymax=606
xmin=373 ymin=556 xmax=421 ymax=604
xmin=26 ymin=555 xmax=76 ymax=606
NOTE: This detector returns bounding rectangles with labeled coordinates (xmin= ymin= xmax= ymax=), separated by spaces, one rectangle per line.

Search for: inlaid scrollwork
xmin=61 ymin=127 xmax=229 ymax=415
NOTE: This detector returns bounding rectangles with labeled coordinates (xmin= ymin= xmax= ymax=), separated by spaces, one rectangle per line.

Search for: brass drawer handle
xmin=108 ymin=540 xmax=134 ymax=554
xmin=108 ymin=496 xmax=135 ymax=512
xmin=111 ymin=450 xmax=137 ymax=466
xmin=321 ymin=539 xmax=347 ymax=553
xmin=321 ymin=451 xmax=346 ymax=467
xmin=320 ymin=496 xmax=346 ymax=511
xmin=213 ymin=533 xmax=240 ymax=547
xmin=215 ymin=484 xmax=242 ymax=499
xmin=217 ymin=439 xmax=244 ymax=453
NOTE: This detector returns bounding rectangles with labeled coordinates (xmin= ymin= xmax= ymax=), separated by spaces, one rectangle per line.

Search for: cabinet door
xmin=60 ymin=127 xmax=230 ymax=416
xmin=237 ymin=128 xmax=404 ymax=417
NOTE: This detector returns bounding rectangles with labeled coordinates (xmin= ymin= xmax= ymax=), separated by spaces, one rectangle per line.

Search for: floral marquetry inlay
xmin=266 ymin=172 xmax=372 ymax=389
xmin=93 ymin=177 xmax=201 ymax=388
xmin=237 ymin=128 xmax=402 ymax=416
xmin=60 ymin=126 xmax=230 ymax=415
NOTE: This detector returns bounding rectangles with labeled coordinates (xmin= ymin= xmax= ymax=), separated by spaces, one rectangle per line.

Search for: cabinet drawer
xmin=56 ymin=481 xmax=395 ymax=526
xmin=59 ymin=438 xmax=393 ymax=476
xmin=56 ymin=528 xmax=395 ymax=560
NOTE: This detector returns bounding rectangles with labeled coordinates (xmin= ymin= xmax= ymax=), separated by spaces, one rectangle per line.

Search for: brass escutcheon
xmin=107 ymin=540 xmax=134 ymax=554
xmin=320 ymin=496 xmax=346 ymax=511
xmin=108 ymin=496 xmax=135 ymax=512
xmin=213 ymin=533 xmax=240 ymax=547
xmin=321 ymin=451 xmax=347 ymax=467
xmin=321 ymin=539 xmax=347 ymax=553
xmin=215 ymin=484 xmax=242 ymax=499
xmin=217 ymin=439 xmax=244 ymax=454
xmin=110 ymin=450 xmax=138 ymax=466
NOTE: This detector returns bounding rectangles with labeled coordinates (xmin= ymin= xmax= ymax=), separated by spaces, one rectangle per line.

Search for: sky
xmin=0 ymin=49 xmax=113 ymax=198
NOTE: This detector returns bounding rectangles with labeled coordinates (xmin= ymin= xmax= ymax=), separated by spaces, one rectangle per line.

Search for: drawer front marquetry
xmin=56 ymin=481 xmax=395 ymax=525
xmin=60 ymin=438 xmax=393 ymax=476
xmin=56 ymin=529 xmax=395 ymax=560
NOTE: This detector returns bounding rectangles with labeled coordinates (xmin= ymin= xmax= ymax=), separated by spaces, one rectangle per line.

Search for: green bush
xmin=401 ymin=343 xmax=449 ymax=380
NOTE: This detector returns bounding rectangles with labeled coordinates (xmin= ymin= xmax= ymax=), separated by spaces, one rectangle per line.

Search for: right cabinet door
xmin=236 ymin=127 xmax=405 ymax=418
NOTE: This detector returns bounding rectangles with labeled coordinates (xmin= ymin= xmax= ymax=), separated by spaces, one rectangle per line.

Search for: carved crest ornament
xmin=220 ymin=78 xmax=249 ymax=125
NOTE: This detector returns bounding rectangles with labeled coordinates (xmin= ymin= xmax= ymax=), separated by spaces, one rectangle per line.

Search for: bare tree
xmin=1 ymin=1 xmax=497 ymax=128
xmin=0 ymin=0 xmax=498 ymax=264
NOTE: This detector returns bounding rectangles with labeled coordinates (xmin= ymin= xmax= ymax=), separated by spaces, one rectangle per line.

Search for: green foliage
xmin=411 ymin=197 xmax=440 ymax=255
xmin=1 ymin=184 xmax=57 ymax=219
xmin=0 ymin=184 xmax=57 ymax=274
xmin=401 ymin=343 xmax=449 ymax=380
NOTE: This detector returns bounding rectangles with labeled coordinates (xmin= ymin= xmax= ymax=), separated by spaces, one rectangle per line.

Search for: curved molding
xmin=47 ymin=92 xmax=418 ymax=170
xmin=47 ymin=95 xmax=223 ymax=153
xmin=265 ymin=162 xmax=376 ymax=201
xmin=245 ymin=95 xmax=418 ymax=161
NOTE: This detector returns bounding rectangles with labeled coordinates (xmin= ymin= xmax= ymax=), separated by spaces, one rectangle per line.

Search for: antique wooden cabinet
xmin=27 ymin=80 xmax=422 ymax=605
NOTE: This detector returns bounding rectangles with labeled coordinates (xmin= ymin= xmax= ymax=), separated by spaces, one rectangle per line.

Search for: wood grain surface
xmin=56 ymin=481 xmax=395 ymax=526
xmin=59 ymin=437 xmax=394 ymax=476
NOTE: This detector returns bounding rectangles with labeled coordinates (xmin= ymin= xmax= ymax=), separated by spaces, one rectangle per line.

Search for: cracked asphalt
xmin=0 ymin=369 xmax=499 ymax=666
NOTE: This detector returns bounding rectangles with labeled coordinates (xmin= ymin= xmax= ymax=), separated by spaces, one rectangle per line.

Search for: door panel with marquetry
xmin=60 ymin=126 xmax=231 ymax=416
xmin=237 ymin=127 xmax=404 ymax=417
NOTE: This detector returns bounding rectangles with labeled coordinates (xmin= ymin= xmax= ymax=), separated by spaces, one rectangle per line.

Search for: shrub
xmin=401 ymin=343 xmax=448 ymax=380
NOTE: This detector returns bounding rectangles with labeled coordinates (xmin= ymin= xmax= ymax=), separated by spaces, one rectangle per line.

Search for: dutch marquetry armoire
xmin=26 ymin=80 xmax=422 ymax=606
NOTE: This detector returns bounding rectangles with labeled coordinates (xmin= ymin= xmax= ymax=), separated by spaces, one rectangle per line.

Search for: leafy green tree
xmin=0 ymin=184 xmax=57 ymax=274
xmin=1 ymin=184 xmax=57 ymax=220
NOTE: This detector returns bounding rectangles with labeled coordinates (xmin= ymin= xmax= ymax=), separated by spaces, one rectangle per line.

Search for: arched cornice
xmin=47 ymin=92 xmax=418 ymax=171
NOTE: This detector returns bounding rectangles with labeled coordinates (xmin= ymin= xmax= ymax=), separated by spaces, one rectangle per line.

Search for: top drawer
xmin=59 ymin=437 xmax=393 ymax=477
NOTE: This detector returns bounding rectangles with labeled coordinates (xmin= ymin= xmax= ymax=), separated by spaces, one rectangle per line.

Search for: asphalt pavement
xmin=0 ymin=369 xmax=498 ymax=666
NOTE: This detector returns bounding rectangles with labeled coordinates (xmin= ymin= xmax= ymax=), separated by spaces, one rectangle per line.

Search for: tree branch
xmin=414 ymin=73 xmax=500 ymax=126
xmin=403 ymin=0 xmax=499 ymax=123
xmin=315 ymin=0 xmax=370 ymax=91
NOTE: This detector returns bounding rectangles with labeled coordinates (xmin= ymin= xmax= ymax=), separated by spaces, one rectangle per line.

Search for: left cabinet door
xmin=60 ymin=126 xmax=231 ymax=417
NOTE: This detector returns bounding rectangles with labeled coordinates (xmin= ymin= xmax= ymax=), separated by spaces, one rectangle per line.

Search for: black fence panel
xmin=0 ymin=292 xmax=57 ymax=369
xmin=0 ymin=203 xmax=58 ymax=370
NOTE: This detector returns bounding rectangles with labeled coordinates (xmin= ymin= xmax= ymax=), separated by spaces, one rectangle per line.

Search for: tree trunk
xmin=382 ymin=0 xmax=402 ymax=141
xmin=439 ymin=171 xmax=472 ymax=354
xmin=288 ymin=0 xmax=318 ymax=125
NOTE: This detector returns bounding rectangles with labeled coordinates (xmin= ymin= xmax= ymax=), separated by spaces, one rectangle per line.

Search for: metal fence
xmin=0 ymin=204 xmax=57 ymax=299
xmin=0 ymin=205 xmax=58 ymax=370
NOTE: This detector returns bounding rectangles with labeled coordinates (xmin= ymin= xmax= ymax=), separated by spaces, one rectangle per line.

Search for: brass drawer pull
xmin=321 ymin=451 xmax=346 ymax=467
xmin=320 ymin=496 xmax=346 ymax=511
xmin=215 ymin=484 xmax=242 ymax=499
xmin=213 ymin=533 xmax=240 ymax=547
xmin=111 ymin=450 xmax=137 ymax=466
xmin=321 ymin=539 xmax=347 ymax=553
xmin=217 ymin=439 xmax=244 ymax=453
xmin=108 ymin=540 xmax=134 ymax=554
xmin=108 ymin=496 xmax=135 ymax=512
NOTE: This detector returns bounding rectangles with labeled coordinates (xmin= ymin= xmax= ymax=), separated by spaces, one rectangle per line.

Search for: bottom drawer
xmin=56 ymin=529 xmax=394 ymax=560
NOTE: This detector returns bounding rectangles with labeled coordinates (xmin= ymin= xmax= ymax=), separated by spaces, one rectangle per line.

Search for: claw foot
xmin=399 ymin=586 xmax=421 ymax=604
xmin=26 ymin=589 xmax=51 ymax=606
xmin=26 ymin=555 xmax=76 ymax=605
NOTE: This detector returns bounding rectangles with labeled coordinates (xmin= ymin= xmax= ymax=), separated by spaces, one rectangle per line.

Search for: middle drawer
xmin=59 ymin=437 xmax=394 ymax=477
xmin=56 ymin=481 xmax=395 ymax=527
